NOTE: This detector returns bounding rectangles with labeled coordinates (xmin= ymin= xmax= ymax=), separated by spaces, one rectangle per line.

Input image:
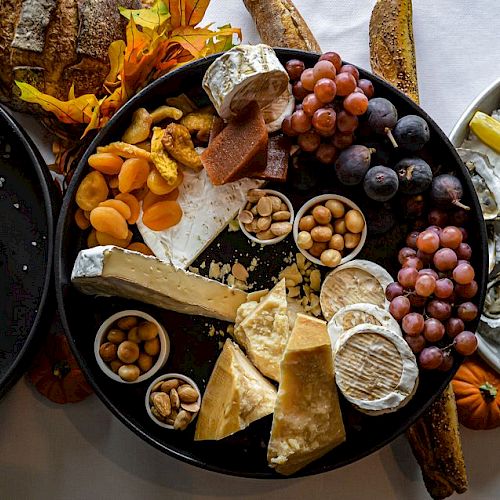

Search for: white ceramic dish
xmin=449 ymin=77 xmax=500 ymax=373
xmin=94 ymin=310 xmax=170 ymax=384
xmin=238 ymin=189 xmax=294 ymax=245
xmin=292 ymin=194 xmax=367 ymax=267
xmin=145 ymin=373 xmax=202 ymax=429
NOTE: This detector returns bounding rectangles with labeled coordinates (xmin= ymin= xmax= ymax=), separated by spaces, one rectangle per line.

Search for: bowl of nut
xmin=238 ymin=188 xmax=294 ymax=245
xmin=293 ymin=194 xmax=367 ymax=268
xmin=145 ymin=373 xmax=202 ymax=430
xmin=94 ymin=310 xmax=170 ymax=383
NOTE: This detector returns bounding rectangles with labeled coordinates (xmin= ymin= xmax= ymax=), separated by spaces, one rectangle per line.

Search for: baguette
xmin=369 ymin=0 xmax=419 ymax=103
xmin=242 ymin=0 xmax=321 ymax=52
xmin=406 ymin=384 xmax=468 ymax=499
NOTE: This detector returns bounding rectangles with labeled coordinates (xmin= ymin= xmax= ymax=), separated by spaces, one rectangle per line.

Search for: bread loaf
xmin=243 ymin=0 xmax=321 ymax=52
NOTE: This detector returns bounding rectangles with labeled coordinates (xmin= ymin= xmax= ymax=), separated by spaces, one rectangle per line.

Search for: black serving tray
xmin=0 ymin=106 xmax=58 ymax=399
xmin=54 ymin=49 xmax=488 ymax=477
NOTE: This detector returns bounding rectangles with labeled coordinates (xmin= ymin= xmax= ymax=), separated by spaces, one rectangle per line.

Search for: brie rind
xmin=71 ymin=245 xmax=247 ymax=322
xmin=320 ymin=260 xmax=393 ymax=321
xmin=334 ymin=324 xmax=419 ymax=415
xmin=202 ymin=44 xmax=289 ymax=119
xmin=261 ymin=84 xmax=295 ymax=133
xmin=136 ymin=167 xmax=263 ymax=268
xmin=328 ymin=303 xmax=401 ymax=353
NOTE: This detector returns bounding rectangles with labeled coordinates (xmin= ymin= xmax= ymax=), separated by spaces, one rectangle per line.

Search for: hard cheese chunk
xmin=71 ymin=246 xmax=247 ymax=322
xmin=233 ymin=279 xmax=289 ymax=382
xmin=194 ymin=339 xmax=277 ymax=441
xmin=201 ymin=102 xmax=268 ymax=185
xmin=267 ymin=313 xmax=346 ymax=476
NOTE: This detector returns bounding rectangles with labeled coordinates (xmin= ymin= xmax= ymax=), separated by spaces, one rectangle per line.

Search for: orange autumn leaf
xmin=168 ymin=0 xmax=210 ymax=29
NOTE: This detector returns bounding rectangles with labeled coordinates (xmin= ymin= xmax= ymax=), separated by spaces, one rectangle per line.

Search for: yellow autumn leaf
xmin=119 ymin=0 xmax=170 ymax=30
xmin=105 ymin=40 xmax=126 ymax=87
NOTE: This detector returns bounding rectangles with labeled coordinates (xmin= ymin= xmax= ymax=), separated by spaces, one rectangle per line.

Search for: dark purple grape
xmin=408 ymin=292 xmax=427 ymax=308
xmin=455 ymin=280 xmax=478 ymax=299
xmin=427 ymin=300 xmax=452 ymax=321
xmin=394 ymin=158 xmax=433 ymax=194
xmin=386 ymin=282 xmax=404 ymax=300
xmin=406 ymin=231 xmax=419 ymax=249
xmin=398 ymin=247 xmax=417 ymax=265
xmin=405 ymin=334 xmax=426 ymax=354
xmin=285 ymin=59 xmax=305 ymax=80
xmin=457 ymin=302 xmax=478 ymax=322
xmin=437 ymin=352 xmax=454 ymax=371
xmin=335 ymin=145 xmax=373 ymax=186
xmin=393 ymin=115 xmax=430 ymax=152
xmin=419 ymin=346 xmax=444 ymax=369
xmin=428 ymin=209 xmax=448 ymax=227
xmin=456 ymin=243 xmax=472 ymax=260
xmin=363 ymin=165 xmax=399 ymax=202
xmin=446 ymin=318 xmax=465 ymax=338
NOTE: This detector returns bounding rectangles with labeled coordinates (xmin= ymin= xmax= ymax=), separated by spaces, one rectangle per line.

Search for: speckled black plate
xmin=0 ymin=105 xmax=57 ymax=399
xmin=55 ymin=49 xmax=488 ymax=478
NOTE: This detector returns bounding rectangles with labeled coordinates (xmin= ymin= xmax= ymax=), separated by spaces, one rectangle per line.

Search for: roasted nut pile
xmin=98 ymin=315 xmax=161 ymax=381
xmin=149 ymin=377 xmax=200 ymax=430
xmin=239 ymin=189 xmax=293 ymax=240
xmin=297 ymin=199 xmax=365 ymax=267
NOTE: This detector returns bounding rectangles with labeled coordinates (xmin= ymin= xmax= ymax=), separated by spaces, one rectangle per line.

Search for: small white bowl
xmin=94 ymin=310 xmax=170 ymax=384
xmin=238 ymin=189 xmax=295 ymax=245
xmin=145 ymin=373 xmax=202 ymax=429
xmin=293 ymin=194 xmax=367 ymax=267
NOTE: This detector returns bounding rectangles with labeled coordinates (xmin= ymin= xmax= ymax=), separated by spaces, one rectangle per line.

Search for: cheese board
xmin=54 ymin=48 xmax=488 ymax=477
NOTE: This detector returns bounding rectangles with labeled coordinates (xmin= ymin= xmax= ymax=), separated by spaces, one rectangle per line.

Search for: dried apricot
xmin=90 ymin=207 xmax=129 ymax=240
xmin=96 ymin=230 xmax=133 ymax=247
xmin=142 ymin=201 xmax=183 ymax=231
xmin=87 ymin=229 xmax=99 ymax=248
xmin=76 ymin=171 xmax=109 ymax=211
xmin=115 ymin=193 xmax=140 ymax=224
xmin=83 ymin=210 xmax=91 ymax=220
xmin=127 ymin=242 xmax=154 ymax=255
xmin=88 ymin=153 xmax=123 ymax=175
xmin=147 ymin=168 xmax=179 ymax=195
xmin=142 ymin=189 xmax=179 ymax=211
xmin=122 ymin=108 xmax=153 ymax=144
xmin=98 ymin=199 xmax=132 ymax=220
xmin=131 ymin=185 xmax=149 ymax=201
xmin=108 ymin=176 xmax=119 ymax=189
xmin=118 ymin=158 xmax=150 ymax=193
xmin=75 ymin=208 xmax=90 ymax=230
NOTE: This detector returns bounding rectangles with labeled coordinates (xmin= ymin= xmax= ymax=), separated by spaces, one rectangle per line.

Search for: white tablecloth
xmin=1 ymin=1 xmax=499 ymax=498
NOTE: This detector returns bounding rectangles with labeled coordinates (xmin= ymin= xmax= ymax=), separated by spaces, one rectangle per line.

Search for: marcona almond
xmin=246 ymin=188 xmax=267 ymax=203
xmin=231 ymin=263 xmax=249 ymax=282
xmin=272 ymin=210 xmax=291 ymax=221
xmin=181 ymin=401 xmax=200 ymax=413
xmin=152 ymin=392 xmax=171 ymax=417
xmin=178 ymin=384 xmax=199 ymax=403
xmin=270 ymin=222 xmax=292 ymax=236
xmin=256 ymin=216 xmax=272 ymax=231
xmin=268 ymin=195 xmax=282 ymax=212
xmin=174 ymin=410 xmax=192 ymax=431
xmin=257 ymin=196 xmax=273 ymax=216
xmin=257 ymin=229 xmax=275 ymax=240
xmin=238 ymin=210 xmax=254 ymax=224
xmin=170 ymin=388 xmax=180 ymax=410
xmin=151 ymin=406 xmax=165 ymax=422
xmin=151 ymin=380 xmax=163 ymax=392
xmin=160 ymin=378 xmax=180 ymax=393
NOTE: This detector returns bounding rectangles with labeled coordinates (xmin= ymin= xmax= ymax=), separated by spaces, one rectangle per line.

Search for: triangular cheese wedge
xmin=194 ymin=339 xmax=277 ymax=441
xmin=267 ymin=313 xmax=346 ymax=475
xmin=233 ymin=279 xmax=289 ymax=382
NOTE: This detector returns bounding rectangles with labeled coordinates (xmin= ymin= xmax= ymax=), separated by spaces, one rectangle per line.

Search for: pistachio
xmin=160 ymin=378 xmax=180 ymax=393
xmin=238 ymin=210 xmax=254 ymax=224
xmin=257 ymin=196 xmax=273 ymax=217
xmin=272 ymin=210 xmax=291 ymax=221
xmin=177 ymin=384 xmax=199 ymax=403
xmin=170 ymin=388 xmax=180 ymax=410
xmin=152 ymin=391 xmax=172 ymax=417
xmin=270 ymin=222 xmax=292 ymax=236
xmin=174 ymin=410 xmax=192 ymax=430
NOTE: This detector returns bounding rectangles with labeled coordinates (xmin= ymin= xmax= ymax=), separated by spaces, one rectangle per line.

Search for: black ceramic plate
xmin=55 ymin=49 xmax=488 ymax=477
xmin=0 ymin=106 xmax=57 ymax=399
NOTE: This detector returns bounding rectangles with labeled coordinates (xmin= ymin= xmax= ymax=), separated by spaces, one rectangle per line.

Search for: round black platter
xmin=55 ymin=49 xmax=488 ymax=478
xmin=0 ymin=105 xmax=58 ymax=399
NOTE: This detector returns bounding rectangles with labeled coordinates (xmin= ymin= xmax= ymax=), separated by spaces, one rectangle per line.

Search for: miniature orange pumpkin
xmin=27 ymin=334 xmax=93 ymax=404
xmin=452 ymin=356 xmax=500 ymax=430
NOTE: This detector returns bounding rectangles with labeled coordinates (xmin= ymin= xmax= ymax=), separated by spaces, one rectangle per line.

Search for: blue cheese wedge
xmin=71 ymin=245 xmax=247 ymax=322
xmin=334 ymin=324 xmax=419 ymax=415
xmin=267 ymin=313 xmax=346 ymax=475
xmin=136 ymin=167 xmax=263 ymax=268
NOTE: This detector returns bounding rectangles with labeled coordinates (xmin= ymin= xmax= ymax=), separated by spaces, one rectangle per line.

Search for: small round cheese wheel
xmin=328 ymin=303 xmax=401 ymax=353
xmin=320 ymin=260 xmax=393 ymax=321
xmin=334 ymin=324 xmax=419 ymax=415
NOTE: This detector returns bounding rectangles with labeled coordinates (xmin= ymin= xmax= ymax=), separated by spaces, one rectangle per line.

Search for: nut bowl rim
xmin=145 ymin=373 xmax=202 ymax=429
xmin=94 ymin=309 xmax=170 ymax=384
xmin=293 ymin=194 xmax=367 ymax=267
xmin=238 ymin=189 xmax=295 ymax=245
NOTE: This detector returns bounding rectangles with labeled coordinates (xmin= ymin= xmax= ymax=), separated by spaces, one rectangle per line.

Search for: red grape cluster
xmin=386 ymin=210 xmax=479 ymax=371
xmin=282 ymin=52 xmax=374 ymax=165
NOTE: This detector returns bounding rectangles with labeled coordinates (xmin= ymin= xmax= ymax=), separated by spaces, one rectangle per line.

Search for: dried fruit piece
xmin=88 ymin=153 xmax=124 ymax=175
xmin=75 ymin=208 xmax=90 ymax=230
xmin=108 ymin=176 xmax=119 ymax=189
xmin=95 ymin=230 xmax=133 ymax=248
xmin=98 ymin=199 xmax=132 ymax=220
xmin=142 ymin=189 xmax=179 ymax=212
xmin=87 ymin=229 xmax=99 ymax=248
xmin=115 ymin=193 xmax=140 ymax=224
xmin=142 ymin=200 xmax=183 ymax=231
xmin=150 ymin=105 xmax=183 ymax=123
xmin=147 ymin=167 xmax=183 ymax=195
xmin=181 ymin=112 xmax=214 ymax=136
xmin=118 ymin=158 xmax=150 ymax=193
xmin=126 ymin=242 xmax=154 ymax=255
xmin=76 ymin=171 xmax=109 ymax=211
xmin=90 ymin=207 xmax=129 ymax=240
xmin=97 ymin=142 xmax=152 ymax=160
xmin=122 ymin=108 xmax=153 ymax=144
xmin=151 ymin=127 xmax=179 ymax=184
xmin=162 ymin=123 xmax=202 ymax=170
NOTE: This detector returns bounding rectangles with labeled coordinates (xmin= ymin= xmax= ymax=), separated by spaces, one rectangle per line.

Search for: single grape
xmin=291 ymin=109 xmax=312 ymax=134
xmin=454 ymin=331 xmax=478 ymax=356
xmin=402 ymin=312 xmax=425 ymax=336
xmin=446 ymin=317 xmax=465 ymax=338
xmin=423 ymin=318 xmax=445 ymax=342
xmin=416 ymin=249 xmax=433 ymax=266
xmin=459 ymin=227 xmax=468 ymax=241
xmin=332 ymin=132 xmax=354 ymax=148
xmin=419 ymin=346 xmax=444 ymax=370
xmin=313 ymin=60 xmax=336 ymax=81
xmin=398 ymin=267 xmax=419 ymax=288
xmin=398 ymin=247 xmax=417 ymax=265
xmin=312 ymin=108 xmax=336 ymax=135
xmin=292 ymin=81 xmax=309 ymax=101
xmin=437 ymin=352 xmax=454 ymax=371
xmin=406 ymin=231 xmax=419 ymax=249
xmin=343 ymin=92 xmax=369 ymax=116
xmin=416 ymin=230 xmax=440 ymax=253
xmin=427 ymin=300 xmax=452 ymax=321
xmin=409 ymin=292 xmax=427 ymax=308
xmin=434 ymin=278 xmax=454 ymax=299
xmin=426 ymin=225 xmax=442 ymax=236
xmin=335 ymin=145 xmax=372 ymax=186
xmin=285 ymin=59 xmax=305 ymax=80
xmin=281 ymin=116 xmax=298 ymax=137
xmin=315 ymin=143 xmax=338 ymax=165
xmin=297 ymin=130 xmax=321 ymax=152
xmin=339 ymin=64 xmax=359 ymax=81
xmin=335 ymin=73 xmax=357 ymax=96
xmin=336 ymin=111 xmax=359 ymax=133
xmin=457 ymin=302 xmax=478 ymax=322
xmin=314 ymin=78 xmax=337 ymax=104
xmin=455 ymin=280 xmax=478 ymax=299
xmin=302 ymin=93 xmax=322 ymax=116
xmin=363 ymin=165 xmax=399 ymax=202
xmin=389 ymin=296 xmax=411 ymax=320
xmin=433 ymin=248 xmax=458 ymax=271
xmin=405 ymin=334 xmax=426 ymax=354
xmin=386 ymin=282 xmax=404 ymax=301
xmin=300 ymin=68 xmax=316 ymax=91
xmin=419 ymin=268 xmax=439 ymax=280
xmin=439 ymin=226 xmax=463 ymax=249
xmin=319 ymin=52 xmax=342 ymax=71
xmin=403 ymin=256 xmax=424 ymax=270
xmin=415 ymin=274 xmax=436 ymax=297
xmin=428 ymin=209 xmax=448 ymax=227
xmin=455 ymin=242 xmax=472 ymax=260
xmin=357 ymin=79 xmax=374 ymax=98
xmin=393 ymin=115 xmax=430 ymax=152
xmin=453 ymin=262 xmax=475 ymax=285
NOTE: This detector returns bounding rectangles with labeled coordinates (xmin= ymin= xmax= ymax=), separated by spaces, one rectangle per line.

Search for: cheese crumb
xmin=22 ymin=265 xmax=28 ymax=271
xmin=14 ymin=203 xmax=19 ymax=209
xmin=227 ymin=219 xmax=240 ymax=232
xmin=0 ymin=177 xmax=5 ymax=188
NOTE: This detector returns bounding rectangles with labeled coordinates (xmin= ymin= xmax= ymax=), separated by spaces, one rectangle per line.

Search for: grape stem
xmin=385 ymin=128 xmax=398 ymax=148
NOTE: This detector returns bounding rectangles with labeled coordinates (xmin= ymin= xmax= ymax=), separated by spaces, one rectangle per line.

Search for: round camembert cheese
xmin=328 ymin=303 xmax=401 ymax=353
xmin=202 ymin=44 xmax=289 ymax=120
xmin=320 ymin=260 xmax=393 ymax=321
xmin=334 ymin=324 xmax=419 ymax=415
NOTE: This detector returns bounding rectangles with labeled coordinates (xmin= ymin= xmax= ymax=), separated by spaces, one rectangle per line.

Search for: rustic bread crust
xmin=243 ymin=0 xmax=321 ymax=53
